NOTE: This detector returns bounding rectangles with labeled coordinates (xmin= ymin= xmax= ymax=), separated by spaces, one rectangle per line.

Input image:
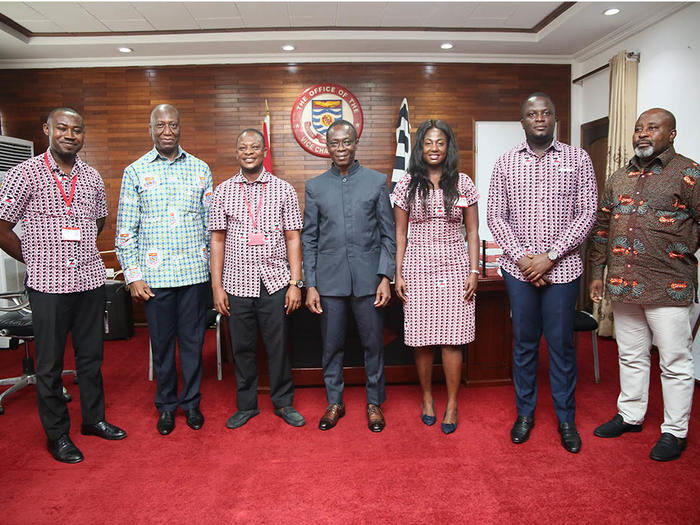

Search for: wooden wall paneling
xmin=0 ymin=62 xmax=570 ymax=324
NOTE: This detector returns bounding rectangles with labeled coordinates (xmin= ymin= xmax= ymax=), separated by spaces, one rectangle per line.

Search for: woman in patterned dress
xmin=392 ymin=119 xmax=480 ymax=434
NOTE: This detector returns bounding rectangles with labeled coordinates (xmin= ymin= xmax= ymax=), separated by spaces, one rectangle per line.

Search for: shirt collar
xmin=629 ymin=145 xmax=676 ymax=170
xmin=330 ymin=160 xmax=361 ymax=177
xmin=44 ymin=148 xmax=83 ymax=177
xmin=232 ymin=168 xmax=272 ymax=184
xmin=516 ymin=139 xmax=562 ymax=156
xmin=148 ymin=146 xmax=186 ymax=163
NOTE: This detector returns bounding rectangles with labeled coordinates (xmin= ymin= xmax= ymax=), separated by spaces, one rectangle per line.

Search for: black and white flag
xmin=390 ymin=98 xmax=410 ymax=196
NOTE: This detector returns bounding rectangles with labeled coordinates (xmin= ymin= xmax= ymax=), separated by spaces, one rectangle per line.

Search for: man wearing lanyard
xmin=487 ymin=93 xmax=597 ymax=453
xmin=210 ymin=129 xmax=305 ymax=429
xmin=0 ymin=107 xmax=126 ymax=463
xmin=302 ymin=119 xmax=396 ymax=432
xmin=115 ymin=104 xmax=213 ymax=435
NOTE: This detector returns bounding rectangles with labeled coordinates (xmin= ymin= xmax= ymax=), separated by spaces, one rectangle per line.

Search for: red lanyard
xmin=44 ymin=152 xmax=77 ymax=215
xmin=239 ymin=181 xmax=266 ymax=230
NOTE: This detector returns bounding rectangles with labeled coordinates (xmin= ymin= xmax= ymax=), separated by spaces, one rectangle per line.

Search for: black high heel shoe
xmin=421 ymin=401 xmax=436 ymax=426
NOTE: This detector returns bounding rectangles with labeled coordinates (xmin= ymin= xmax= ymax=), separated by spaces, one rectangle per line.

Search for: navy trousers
xmin=28 ymin=285 xmax=106 ymax=440
xmin=227 ymin=285 xmax=294 ymax=411
xmin=502 ymin=270 xmax=579 ymax=422
xmin=320 ymin=294 xmax=386 ymax=406
xmin=144 ymin=283 xmax=206 ymax=412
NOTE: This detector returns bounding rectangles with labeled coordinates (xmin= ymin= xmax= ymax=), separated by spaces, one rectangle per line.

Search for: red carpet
xmin=1 ymin=327 xmax=699 ymax=524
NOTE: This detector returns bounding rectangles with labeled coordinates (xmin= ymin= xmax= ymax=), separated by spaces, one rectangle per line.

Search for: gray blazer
xmin=302 ymin=161 xmax=396 ymax=297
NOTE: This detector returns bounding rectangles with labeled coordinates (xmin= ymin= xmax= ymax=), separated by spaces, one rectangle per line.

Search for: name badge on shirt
xmin=248 ymin=232 xmax=265 ymax=246
xmin=62 ymin=227 xmax=81 ymax=241
xmin=456 ymin=195 xmax=469 ymax=208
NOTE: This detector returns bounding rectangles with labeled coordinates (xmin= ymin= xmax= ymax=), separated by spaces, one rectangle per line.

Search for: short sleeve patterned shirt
xmin=0 ymin=149 xmax=107 ymax=294
xmin=209 ymin=169 xmax=302 ymax=298
xmin=115 ymin=147 xmax=213 ymax=287
xmin=486 ymin=140 xmax=598 ymax=283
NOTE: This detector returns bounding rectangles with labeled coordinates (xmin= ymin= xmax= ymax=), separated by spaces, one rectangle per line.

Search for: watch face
xmin=296 ymin=280 xmax=304 ymax=288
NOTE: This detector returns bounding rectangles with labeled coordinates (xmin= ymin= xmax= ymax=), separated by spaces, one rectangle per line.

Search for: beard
xmin=634 ymin=142 xmax=655 ymax=158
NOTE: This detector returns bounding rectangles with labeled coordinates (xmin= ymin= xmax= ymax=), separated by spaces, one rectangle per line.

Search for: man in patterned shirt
xmin=210 ymin=129 xmax=305 ymax=429
xmin=0 ymin=108 xmax=126 ymax=463
xmin=115 ymin=104 xmax=213 ymax=435
xmin=590 ymin=108 xmax=697 ymax=462
xmin=487 ymin=93 xmax=597 ymax=453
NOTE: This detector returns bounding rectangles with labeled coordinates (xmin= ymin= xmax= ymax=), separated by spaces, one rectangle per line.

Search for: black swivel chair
xmin=0 ymin=291 xmax=75 ymax=414
xmin=574 ymin=310 xmax=600 ymax=383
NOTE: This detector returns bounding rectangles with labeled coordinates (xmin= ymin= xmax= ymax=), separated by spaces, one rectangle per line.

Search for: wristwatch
xmin=547 ymin=250 xmax=559 ymax=262
xmin=289 ymin=279 xmax=304 ymax=289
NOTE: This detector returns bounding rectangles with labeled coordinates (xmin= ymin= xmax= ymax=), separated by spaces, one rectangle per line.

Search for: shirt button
xmin=342 ymin=177 xmax=347 ymax=183
xmin=628 ymin=228 xmax=633 ymax=231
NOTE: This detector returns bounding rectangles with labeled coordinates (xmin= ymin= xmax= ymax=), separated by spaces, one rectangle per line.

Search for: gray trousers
xmin=320 ymin=294 xmax=386 ymax=406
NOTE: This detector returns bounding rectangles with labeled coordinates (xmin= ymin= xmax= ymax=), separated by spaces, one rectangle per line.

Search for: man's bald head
xmin=150 ymin=104 xmax=180 ymax=126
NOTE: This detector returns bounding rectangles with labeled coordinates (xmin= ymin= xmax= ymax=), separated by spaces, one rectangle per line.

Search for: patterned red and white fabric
xmin=392 ymin=172 xmax=479 ymax=346
xmin=0 ymin=149 xmax=107 ymax=294
xmin=209 ymin=169 xmax=302 ymax=298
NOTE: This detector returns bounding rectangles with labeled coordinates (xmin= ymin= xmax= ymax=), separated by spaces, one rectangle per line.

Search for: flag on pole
xmin=391 ymin=98 xmax=410 ymax=194
xmin=262 ymin=100 xmax=272 ymax=172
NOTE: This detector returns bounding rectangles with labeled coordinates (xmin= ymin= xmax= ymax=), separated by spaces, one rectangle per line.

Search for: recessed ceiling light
xmin=118 ymin=47 xmax=133 ymax=53
xmin=603 ymin=8 xmax=620 ymax=16
xmin=440 ymin=42 xmax=453 ymax=50
xmin=282 ymin=44 xmax=295 ymax=52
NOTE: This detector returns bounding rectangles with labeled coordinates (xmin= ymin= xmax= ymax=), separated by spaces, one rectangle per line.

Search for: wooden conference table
xmin=219 ymin=276 xmax=513 ymax=388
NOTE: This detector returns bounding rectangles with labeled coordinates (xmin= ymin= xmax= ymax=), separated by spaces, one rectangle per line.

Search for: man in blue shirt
xmin=115 ymin=104 xmax=213 ymax=435
xmin=302 ymin=120 xmax=396 ymax=432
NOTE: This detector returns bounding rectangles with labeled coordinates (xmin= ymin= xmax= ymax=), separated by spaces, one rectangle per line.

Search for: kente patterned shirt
xmin=487 ymin=140 xmax=598 ymax=283
xmin=209 ymin=169 xmax=302 ymax=298
xmin=589 ymin=146 xmax=700 ymax=305
xmin=0 ymin=149 xmax=107 ymax=294
xmin=115 ymin=147 xmax=213 ymax=287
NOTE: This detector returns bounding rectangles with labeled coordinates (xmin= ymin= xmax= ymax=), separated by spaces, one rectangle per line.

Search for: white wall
xmin=571 ymin=2 xmax=700 ymax=378
xmin=571 ymin=2 xmax=700 ymax=159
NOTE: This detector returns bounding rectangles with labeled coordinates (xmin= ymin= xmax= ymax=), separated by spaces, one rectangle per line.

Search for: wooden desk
xmin=221 ymin=277 xmax=513 ymax=388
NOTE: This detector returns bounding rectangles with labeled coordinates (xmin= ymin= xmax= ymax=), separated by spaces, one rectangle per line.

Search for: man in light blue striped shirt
xmin=115 ymin=104 xmax=213 ymax=435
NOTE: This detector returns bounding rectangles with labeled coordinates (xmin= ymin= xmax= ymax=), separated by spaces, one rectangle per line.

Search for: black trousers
xmin=144 ymin=283 xmax=206 ymax=412
xmin=227 ymin=285 xmax=294 ymax=411
xmin=27 ymin=285 xmax=106 ymax=441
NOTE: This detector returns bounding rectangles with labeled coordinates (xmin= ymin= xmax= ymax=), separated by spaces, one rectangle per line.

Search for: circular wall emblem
xmin=291 ymin=83 xmax=364 ymax=158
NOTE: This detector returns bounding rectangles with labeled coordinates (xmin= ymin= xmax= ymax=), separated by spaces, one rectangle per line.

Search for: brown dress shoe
xmin=319 ymin=403 xmax=345 ymax=430
xmin=367 ymin=403 xmax=385 ymax=432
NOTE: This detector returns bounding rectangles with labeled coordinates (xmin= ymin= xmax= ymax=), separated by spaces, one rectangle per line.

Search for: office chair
xmin=0 ymin=291 xmax=75 ymax=415
xmin=574 ymin=310 xmax=600 ymax=383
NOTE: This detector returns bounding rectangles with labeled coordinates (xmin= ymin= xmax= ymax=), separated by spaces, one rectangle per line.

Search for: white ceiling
xmin=0 ymin=1 xmax=690 ymax=68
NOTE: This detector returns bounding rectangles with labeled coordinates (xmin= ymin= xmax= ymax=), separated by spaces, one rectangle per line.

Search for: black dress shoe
xmin=226 ymin=409 xmax=260 ymax=429
xmin=650 ymin=432 xmax=687 ymax=462
xmin=47 ymin=434 xmax=84 ymax=464
xmin=274 ymin=406 xmax=306 ymax=427
xmin=511 ymin=416 xmax=535 ymax=444
xmin=559 ymin=421 xmax=582 ymax=453
xmin=81 ymin=420 xmax=127 ymax=440
xmin=594 ymin=414 xmax=642 ymax=438
xmin=185 ymin=408 xmax=204 ymax=430
xmin=157 ymin=410 xmax=175 ymax=435
xmin=367 ymin=404 xmax=385 ymax=433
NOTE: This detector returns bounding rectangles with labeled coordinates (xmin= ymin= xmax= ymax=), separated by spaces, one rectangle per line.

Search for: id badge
xmin=248 ymin=232 xmax=265 ymax=246
xmin=62 ymin=227 xmax=81 ymax=241
xmin=456 ymin=195 xmax=469 ymax=208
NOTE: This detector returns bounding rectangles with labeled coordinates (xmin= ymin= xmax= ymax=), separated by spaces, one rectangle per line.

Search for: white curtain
xmin=594 ymin=50 xmax=638 ymax=337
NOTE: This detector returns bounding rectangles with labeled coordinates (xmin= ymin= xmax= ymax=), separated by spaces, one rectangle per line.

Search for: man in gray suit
xmin=302 ymin=119 xmax=396 ymax=432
